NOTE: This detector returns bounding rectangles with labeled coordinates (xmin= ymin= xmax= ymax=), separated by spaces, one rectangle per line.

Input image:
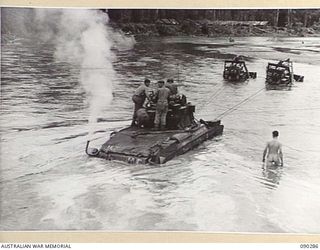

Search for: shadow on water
xmin=265 ymin=84 xmax=293 ymax=91
xmin=118 ymin=39 xmax=254 ymax=73
xmin=272 ymin=47 xmax=302 ymax=55
xmin=223 ymin=79 xmax=250 ymax=87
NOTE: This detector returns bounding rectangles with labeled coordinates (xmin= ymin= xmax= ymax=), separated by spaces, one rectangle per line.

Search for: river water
xmin=1 ymin=33 xmax=320 ymax=232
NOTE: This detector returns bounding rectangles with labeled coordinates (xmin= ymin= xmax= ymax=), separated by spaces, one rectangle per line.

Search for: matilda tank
xmin=86 ymin=89 xmax=224 ymax=164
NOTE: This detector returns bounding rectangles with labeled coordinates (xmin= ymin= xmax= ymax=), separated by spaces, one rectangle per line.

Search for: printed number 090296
xmin=300 ymin=244 xmax=318 ymax=248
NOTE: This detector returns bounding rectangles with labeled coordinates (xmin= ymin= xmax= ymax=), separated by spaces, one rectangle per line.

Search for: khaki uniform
xmin=165 ymin=83 xmax=178 ymax=95
xmin=132 ymin=85 xmax=149 ymax=125
xmin=154 ymin=87 xmax=170 ymax=129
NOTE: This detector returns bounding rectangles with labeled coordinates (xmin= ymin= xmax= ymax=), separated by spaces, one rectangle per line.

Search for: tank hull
xmin=97 ymin=120 xmax=223 ymax=164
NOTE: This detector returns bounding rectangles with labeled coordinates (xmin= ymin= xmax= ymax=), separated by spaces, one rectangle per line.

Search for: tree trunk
xmin=276 ymin=9 xmax=280 ymax=26
xmin=287 ymin=9 xmax=292 ymax=27
xmin=304 ymin=12 xmax=308 ymax=27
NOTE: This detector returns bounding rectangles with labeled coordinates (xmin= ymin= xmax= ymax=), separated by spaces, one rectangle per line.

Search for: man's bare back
xmin=263 ymin=131 xmax=283 ymax=167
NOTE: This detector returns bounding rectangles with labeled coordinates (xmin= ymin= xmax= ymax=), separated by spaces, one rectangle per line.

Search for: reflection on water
xmin=265 ymin=84 xmax=293 ymax=91
xmin=262 ymin=165 xmax=284 ymax=189
xmin=1 ymin=34 xmax=320 ymax=232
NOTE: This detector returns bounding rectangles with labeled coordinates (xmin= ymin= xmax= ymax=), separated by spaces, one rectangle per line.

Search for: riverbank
xmin=112 ymin=20 xmax=320 ymax=37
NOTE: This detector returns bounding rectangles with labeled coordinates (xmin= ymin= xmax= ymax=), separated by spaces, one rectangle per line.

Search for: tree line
xmin=107 ymin=9 xmax=320 ymax=27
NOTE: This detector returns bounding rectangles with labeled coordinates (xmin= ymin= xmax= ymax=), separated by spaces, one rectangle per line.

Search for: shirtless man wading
xmin=262 ymin=130 xmax=284 ymax=167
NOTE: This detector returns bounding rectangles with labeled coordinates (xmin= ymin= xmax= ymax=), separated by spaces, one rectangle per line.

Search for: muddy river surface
xmin=1 ymin=35 xmax=320 ymax=232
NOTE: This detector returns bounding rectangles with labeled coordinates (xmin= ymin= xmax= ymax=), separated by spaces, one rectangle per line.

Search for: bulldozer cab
xmin=223 ymin=60 xmax=252 ymax=81
xmin=266 ymin=59 xmax=293 ymax=85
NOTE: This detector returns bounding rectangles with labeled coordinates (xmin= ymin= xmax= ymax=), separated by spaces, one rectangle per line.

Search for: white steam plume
xmin=35 ymin=9 xmax=116 ymax=138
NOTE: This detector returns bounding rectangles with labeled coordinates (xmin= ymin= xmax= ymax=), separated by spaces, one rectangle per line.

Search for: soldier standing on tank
xmin=131 ymin=78 xmax=150 ymax=126
xmin=165 ymin=78 xmax=178 ymax=95
xmin=154 ymin=80 xmax=170 ymax=130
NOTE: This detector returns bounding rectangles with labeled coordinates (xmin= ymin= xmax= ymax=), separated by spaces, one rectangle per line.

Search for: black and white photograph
xmin=1 ymin=7 xmax=320 ymax=233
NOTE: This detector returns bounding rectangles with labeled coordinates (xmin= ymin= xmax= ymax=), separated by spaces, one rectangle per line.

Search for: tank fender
xmin=170 ymin=133 xmax=192 ymax=143
xmin=200 ymin=119 xmax=221 ymax=127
